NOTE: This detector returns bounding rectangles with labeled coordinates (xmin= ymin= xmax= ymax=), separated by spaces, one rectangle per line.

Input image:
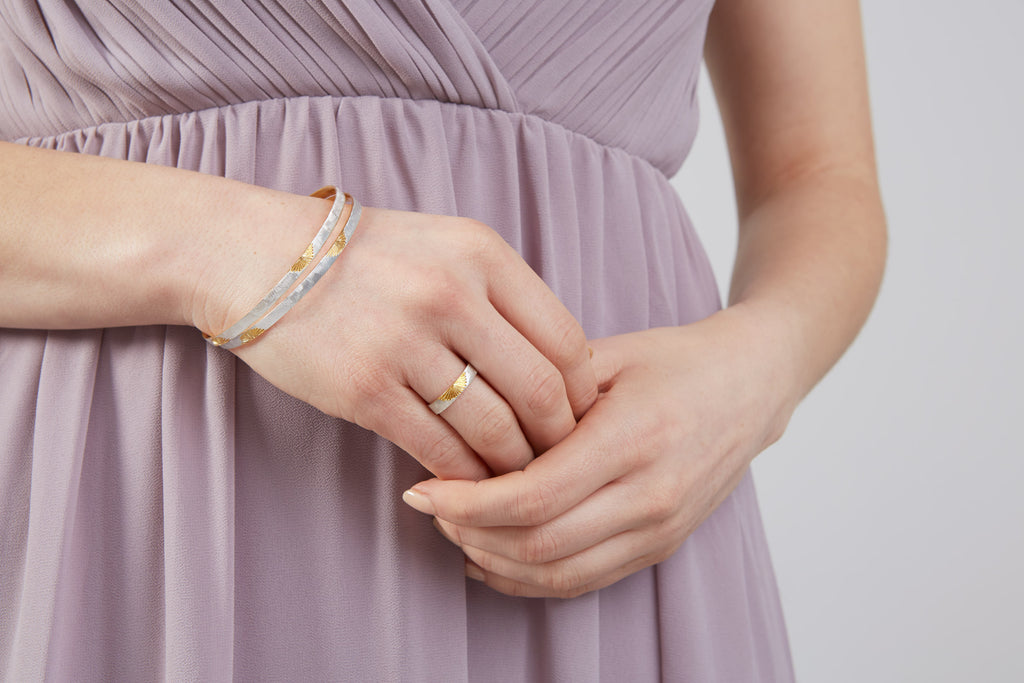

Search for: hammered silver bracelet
xmin=204 ymin=187 xmax=361 ymax=349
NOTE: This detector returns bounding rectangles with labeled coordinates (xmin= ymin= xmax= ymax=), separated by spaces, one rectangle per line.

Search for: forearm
xmin=0 ymin=141 xmax=327 ymax=331
xmin=701 ymin=0 xmax=887 ymax=418
xmin=724 ymin=169 xmax=887 ymax=412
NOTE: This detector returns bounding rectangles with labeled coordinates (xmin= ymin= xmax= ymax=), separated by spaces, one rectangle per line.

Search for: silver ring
xmin=428 ymin=364 xmax=477 ymax=415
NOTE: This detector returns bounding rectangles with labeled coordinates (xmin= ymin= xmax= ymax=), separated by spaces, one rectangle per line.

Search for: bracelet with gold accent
xmin=205 ymin=187 xmax=360 ymax=349
xmin=203 ymin=186 xmax=345 ymax=347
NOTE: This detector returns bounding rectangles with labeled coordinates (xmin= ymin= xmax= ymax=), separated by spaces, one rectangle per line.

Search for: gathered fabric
xmin=0 ymin=1 xmax=794 ymax=680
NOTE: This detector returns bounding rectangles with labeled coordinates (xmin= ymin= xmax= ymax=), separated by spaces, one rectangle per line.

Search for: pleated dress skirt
xmin=0 ymin=1 xmax=794 ymax=679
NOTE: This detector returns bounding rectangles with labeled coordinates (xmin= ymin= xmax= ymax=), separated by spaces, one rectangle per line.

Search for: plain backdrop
xmin=672 ymin=1 xmax=1024 ymax=681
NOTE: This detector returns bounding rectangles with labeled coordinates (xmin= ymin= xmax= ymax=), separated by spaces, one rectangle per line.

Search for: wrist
xmin=709 ymin=300 xmax=806 ymax=446
xmin=181 ymin=184 xmax=334 ymax=339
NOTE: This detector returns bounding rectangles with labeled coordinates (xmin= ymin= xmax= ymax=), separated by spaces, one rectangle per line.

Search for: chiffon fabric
xmin=0 ymin=1 xmax=794 ymax=680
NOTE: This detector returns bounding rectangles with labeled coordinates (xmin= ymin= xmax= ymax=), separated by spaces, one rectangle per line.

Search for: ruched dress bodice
xmin=0 ymin=0 xmax=705 ymax=174
xmin=0 ymin=2 xmax=794 ymax=680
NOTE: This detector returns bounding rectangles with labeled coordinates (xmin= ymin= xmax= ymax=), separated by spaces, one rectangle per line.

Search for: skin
xmin=1 ymin=0 xmax=886 ymax=601
xmin=402 ymin=0 xmax=889 ymax=598
xmin=0 ymin=143 xmax=597 ymax=480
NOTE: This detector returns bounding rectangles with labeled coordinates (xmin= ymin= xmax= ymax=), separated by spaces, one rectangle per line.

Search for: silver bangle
xmin=204 ymin=186 xmax=346 ymax=347
xmin=206 ymin=189 xmax=362 ymax=350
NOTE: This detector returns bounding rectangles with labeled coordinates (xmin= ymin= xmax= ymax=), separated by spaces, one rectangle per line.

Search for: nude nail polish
xmin=401 ymin=488 xmax=436 ymax=515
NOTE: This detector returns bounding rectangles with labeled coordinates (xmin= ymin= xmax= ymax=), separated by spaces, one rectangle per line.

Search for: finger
xmin=487 ymin=249 xmax=598 ymax=420
xmin=408 ymin=353 xmax=534 ymax=475
xmin=451 ymin=309 xmax=576 ymax=454
xmin=373 ymin=386 xmax=492 ymax=481
xmin=461 ymin=459 xmax=755 ymax=598
xmin=586 ymin=335 xmax=624 ymax=391
xmin=434 ymin=479 xmax=639 ymax=564
xmin=404 ymin=394 xmax=633 ymax=526
xmin=462 ymin=527 xmax=668 ymax=599
xmin=435 ymin=372 xmax=535 ymax=475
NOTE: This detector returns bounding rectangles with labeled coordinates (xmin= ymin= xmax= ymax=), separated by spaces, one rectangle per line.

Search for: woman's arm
xmin=706 ymin=0 xmax=887 ymax=398
xmin=0 ymin=141 xmax=598 ymax=479
xmin=404 ymin=0 xmax=887 ymax=597
xmin=0 ymin=140 xmax=326 ymax=330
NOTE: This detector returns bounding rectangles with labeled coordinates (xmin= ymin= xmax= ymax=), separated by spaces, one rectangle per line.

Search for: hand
xmin=193 ymin=200 xmax=598 ymax=481
xmin=402 ymin=306 xmax=799 ymax=597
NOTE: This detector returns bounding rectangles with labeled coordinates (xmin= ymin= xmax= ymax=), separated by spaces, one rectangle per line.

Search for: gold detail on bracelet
xmin=239 ymin=327 xmax=266 ymax=344
xmin=326 ymin=231 xmax=347 ymax=258
xmin=290 ymin=244 xmax=316 ymax=272
xmin=435 ymin=369 xmax=470 ymax=402
xmin=209 ymin=336 xmax=230 ymax=346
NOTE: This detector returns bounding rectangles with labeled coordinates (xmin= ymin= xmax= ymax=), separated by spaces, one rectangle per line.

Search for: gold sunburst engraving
xmin=291 ymin=244 xmax=316 ymax=272
xmin=209 ymin=336 xmax=230 ymax=346
xmin=239 ymin=327 xmax=266 ymax=344
xmin=327 ymin=232 xmax=347 ymax=257
xmin=436 ymin=371 xmax=470 ymax=402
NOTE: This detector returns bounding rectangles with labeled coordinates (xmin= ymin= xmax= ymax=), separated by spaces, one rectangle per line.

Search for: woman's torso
xmin=0 ymin=2 xmax=796 ymax=681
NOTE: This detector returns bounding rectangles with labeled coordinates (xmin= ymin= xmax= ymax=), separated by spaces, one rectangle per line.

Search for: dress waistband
xmin=12 ymin=94 xmax=673 ymax=180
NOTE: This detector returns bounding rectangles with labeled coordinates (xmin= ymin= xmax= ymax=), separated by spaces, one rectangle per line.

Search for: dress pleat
xmin=0 ymin=2 xmax=794 ymax=679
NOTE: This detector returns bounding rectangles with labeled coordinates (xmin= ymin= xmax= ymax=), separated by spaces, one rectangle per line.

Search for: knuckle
xmin=561 ymin=585 xmax=589 ymax=600
xmin=454 ymin=218 xmax=498 ymax=256
xmin=500 ymin=579 xmax=533 ymax=598
xmin=444 ymin=496 xmax=476 ymax=526
xmin=544 ymin=562 xmax=585 ymax=597
xmin=422 ymin=270 xmax=470 ymax=318
xmin=471 ymin=550 xmax=499 ymax=576
xmin=448 ymin=523 xmax=469 ymax=547
xmin=416 ymin=429 xmax=465 ymax=473
xmin=473 ymin=402 xmax=518 ymax=452
xmin=523 ymin=365 xmax=567 ymax=418
xmin=438 ymin=218 xmax=491 ymax=269
xmin=511 ymin=478 xmax=561 ymax=526
xmin=548 ymin=316 xmax=589 ymax=369
xmin=640 ymin=483 xmax=679 ymax=524
xmin=653 ymin=543 xmax=677 ymax=566
xmin=517 ymin=526 xmax=561 ymax=565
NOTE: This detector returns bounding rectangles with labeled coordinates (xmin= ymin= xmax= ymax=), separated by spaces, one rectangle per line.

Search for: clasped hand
xmin=212 ymin=204 xmax=794 ymax=599
xmin=219 ymin=205 xmax=598 ymax=480
xmin=405 ymin=312 xmax=797 ymax=598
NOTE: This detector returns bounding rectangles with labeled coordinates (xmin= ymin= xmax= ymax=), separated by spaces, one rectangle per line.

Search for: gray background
xmin=671 ymin=1 xmax=1024 ymax=680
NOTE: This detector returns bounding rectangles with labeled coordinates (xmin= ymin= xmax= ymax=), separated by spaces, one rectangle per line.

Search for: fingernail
xmin=464 ymin=560 xmax=485 ymax=582
xmin=402 ymin=488 xmax=436 ymax=516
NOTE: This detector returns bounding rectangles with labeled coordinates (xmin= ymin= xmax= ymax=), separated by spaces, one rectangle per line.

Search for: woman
xmin=0 ymin=0 xmax=886 ymax=680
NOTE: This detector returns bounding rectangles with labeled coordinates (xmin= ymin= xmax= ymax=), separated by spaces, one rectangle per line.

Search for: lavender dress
xmin=0 ymin=1 xmax=794 ymax=680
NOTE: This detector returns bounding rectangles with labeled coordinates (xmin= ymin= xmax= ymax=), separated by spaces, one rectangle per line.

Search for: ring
xmin=428 ymin=363 xmax=478 ymax=415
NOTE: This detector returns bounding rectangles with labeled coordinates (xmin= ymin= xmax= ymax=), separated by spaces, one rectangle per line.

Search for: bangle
xmin=204 ymin=186 xmax=344 ymax=345
xmin=204 ymin=187 xmax=362 ymax=349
